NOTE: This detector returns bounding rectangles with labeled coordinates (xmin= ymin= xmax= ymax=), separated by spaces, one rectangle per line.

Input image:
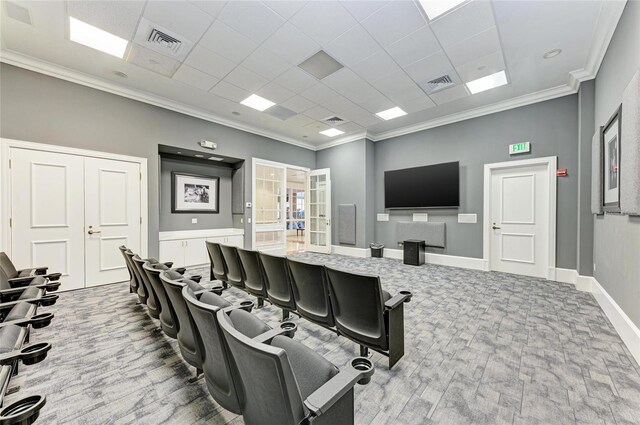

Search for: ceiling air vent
xmin=425 ymin=75 xmax=454 ymax=92
xmin=324 ymin=116 xmax=345 ymax=125
xmin=133 ymin=18 xmax=193 ymax=61
xmin=147 ymin=29 xmax=182 ymax=55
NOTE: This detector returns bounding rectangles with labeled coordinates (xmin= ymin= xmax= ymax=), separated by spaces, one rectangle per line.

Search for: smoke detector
xmin=133 ymin=18 xmax=193 ymax=61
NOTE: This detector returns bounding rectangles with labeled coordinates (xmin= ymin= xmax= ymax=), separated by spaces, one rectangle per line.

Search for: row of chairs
xmin=0 ymin=252 xmax=61 ymax=425
xmin=119 ymin=245 xmax=375 ymax=425
xmin=207 ymin=242 xmax=413 ymax=368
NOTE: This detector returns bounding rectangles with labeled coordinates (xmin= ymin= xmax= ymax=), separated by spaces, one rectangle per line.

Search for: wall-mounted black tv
xmin=384 ymin=161 xmax=459 ymax=209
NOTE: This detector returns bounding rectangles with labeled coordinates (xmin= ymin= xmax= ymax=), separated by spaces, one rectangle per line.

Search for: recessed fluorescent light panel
xmin=418 ymin=0 xmax=467 ymax=20
xmin=466 ymin=70 xmax=508 ymax=94
xmin=376 ymin=107 xmax=407 ymax=120
xmin=69 ymin=17 xmax=128 ymax=58
xmin=319 ymin=128 xmax=345 ymax=137
xmin=240 ymin=94 xmax=275 ymax=111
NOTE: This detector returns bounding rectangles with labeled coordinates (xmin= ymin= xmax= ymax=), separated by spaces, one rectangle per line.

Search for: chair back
xmin=118 ymin=246 xmax=138 ymax=292
xmin=258 ymin=253 xmax=295 ymax=311
xmin=287 ymin=259 xmax=335 ymax=328
xmin=325 ymin=267 xmax=389 ymax=352
xmin=236 ymin=248 xmax=267 ymax=298
xmin=143 ymin=262 xmax=176 ymax=337
xmin=219 ymin=245 xmax=245 ymax=289
xmin=131 ymin=254 xmax=156 ymax=311
xmin=206 ymin=241 xmax=228 ymax=282
xmin=0 ymin=252 xmax=18 ymax=279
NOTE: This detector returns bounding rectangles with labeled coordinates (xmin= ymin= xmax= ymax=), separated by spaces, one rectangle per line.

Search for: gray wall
xmin=593 ymin=1 xmax=640 ymax=328
xmin=373 ymin=95 xmax=580 ymax=269
xmin=577 ymin=80 xmax=595 ymax=276
xmin=159 ymin=156 xmax=233 ymax=231
xmin=0 ymin=64 xmax=316 ymax=257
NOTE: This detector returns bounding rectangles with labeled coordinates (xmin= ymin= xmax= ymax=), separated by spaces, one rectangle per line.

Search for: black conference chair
xmin=219 ymin=245 xmax=246 ymax=292
xmin=217 ymin=308 xmax=374 ymax=425
xmin=325 ymin=267 xmax=412 ymax=369
xmin=118 ymin=246 xmax=138 ymax=295
xmin=205 ymin=241 xmax=228 ymax=288
xmin=258 ymin=252 xmax=296 ymax=321
xmin=160 ymin=270 xmax=224 ymax=377
xmin=143 ymin=262 xmax=178 ymax=339
xmin=0 ymin=252 xmax=61 ymax=293
xmin=182 ymin=288 xmax=266 ymax=414
xmin=286 ymin=258 xmax=335 ymax=329
xmin=236 ymin=248 xmax=268 ymax=308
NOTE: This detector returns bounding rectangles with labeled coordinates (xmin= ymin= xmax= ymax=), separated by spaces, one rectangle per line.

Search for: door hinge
xmin=8 ymin=160 xmax=11 ymax=169
xmin=140 ymin=217 xmax=142 ymax=224
xmin=9 ymin=218 xmax=12 ymax=228
xmin=140 ymin=172 xmax=142 ymax=181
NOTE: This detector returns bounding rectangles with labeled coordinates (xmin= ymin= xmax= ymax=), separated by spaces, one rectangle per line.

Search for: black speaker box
xmin=403 ymin=239 xmax=425 ymax=266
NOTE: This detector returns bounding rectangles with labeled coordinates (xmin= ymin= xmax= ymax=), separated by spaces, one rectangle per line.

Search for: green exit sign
xmin=509 ymin=142 xmax=531 ymax=155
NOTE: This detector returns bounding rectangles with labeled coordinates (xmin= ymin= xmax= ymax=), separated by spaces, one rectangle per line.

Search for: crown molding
xmin=315 ymin=131 xmax=368 ymax=151
xmin=0 ymin=50 xmax=318 ymax=151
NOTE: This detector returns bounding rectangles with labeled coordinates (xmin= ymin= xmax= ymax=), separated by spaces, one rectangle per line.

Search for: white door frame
xmin=483 ymin=156 xmax=557 ymax=280
xmin=0 ymin=138 xmax=148 ymax=258
xmin=251 ymin=157 xmax=310 ymax=251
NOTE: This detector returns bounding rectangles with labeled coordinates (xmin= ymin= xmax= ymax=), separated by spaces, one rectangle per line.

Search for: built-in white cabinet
xmin=159 ymin=228 xmax=244 ymax=266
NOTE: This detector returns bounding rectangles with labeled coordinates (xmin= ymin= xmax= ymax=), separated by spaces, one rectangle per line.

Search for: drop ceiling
xmin=0 ymin=0 xmax=625 ymax=150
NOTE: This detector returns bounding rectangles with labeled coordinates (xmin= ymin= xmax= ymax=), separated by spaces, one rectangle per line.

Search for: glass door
xmin=253 ymin=162 xmax=286 ymax=254
xmin=305 ymin=169 xmax=331 ymax=254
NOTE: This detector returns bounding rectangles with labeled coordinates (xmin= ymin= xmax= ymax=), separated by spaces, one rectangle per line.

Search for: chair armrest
xmin=17 ymin=267 xmax=48 ymax=276
xmin=0 ymin=312 xmax=54 ymax=329
xmin=0 ymin=294 xmax=58 ymax=310
xmin=193 ymin=286 xmax=225 ymax=297
xmin=0 ymin=287 xmax=28 ymax=297
xmin=7 ymin=276 xmax=36 ymax=288
xmin=384 ymin=291 xmax=412 ymax=310
xmin=253 ymin=321 xmax=297 ymax=344
xmin=0 ymin=342 xmax=52 ymax=366
xmin=38 ymin=272 xmax=61 ymax=281
xmin=304 ymin=357 xmax=375 ymax=416
xmin=221 ymin=301 xmax=255 ymax=314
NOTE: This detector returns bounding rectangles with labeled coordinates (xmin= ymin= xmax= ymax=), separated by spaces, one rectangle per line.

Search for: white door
xmin=84 ymin=157 xmax=141 ymax=287
xmin=305 ymin=169 xmax=331 ymax=254
xmin=10 ymin=148 xmax=86 ymax=290
xmin=253 ymin=162 xmax=287 ymax=254
xmin=489 ymin=164 xmax=549 ymax=278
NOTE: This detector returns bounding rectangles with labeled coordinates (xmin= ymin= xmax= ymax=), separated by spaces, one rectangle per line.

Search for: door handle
xmin=492 ymin=223 xmax=501 ymax=230
xmin=88 ymin=229 xmax=101 ymax=235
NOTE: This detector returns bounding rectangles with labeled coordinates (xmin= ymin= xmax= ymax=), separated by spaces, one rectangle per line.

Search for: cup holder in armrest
xmin=163 ymin=262 xmax=174 ymax=268
xmin=210 ymin=286 xmax=224 ymax=295
xmin=190 ymin=275 xmax=202 ymax=283
xmin=279 ymin=321 xmax=297 ymax=338
xmin=0 ymin=395 xmax=46 ymax=425
xmin=39 ymin=295 xmax=58 ymax=307
xmin=173 ymin=267 xmax=186 ymax=275
xmin=46 ymin=273 xmax=61 ymax=282
xmin=239 ymin=301 xmax=254 ymax=312
xmin=29 ymin=313 xmax=54 ymax=329
xmin=350 ymin=357 xmax=375 ymax=385
xmin=399 ymin=290 xmax=413 ymax=303
xmin=44 ymin=281 xmax=61 ymax=292
xmin=20 ymin=343 xmax=52 ymax=366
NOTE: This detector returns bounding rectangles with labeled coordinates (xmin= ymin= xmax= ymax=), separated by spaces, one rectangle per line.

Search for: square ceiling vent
xmin=265 ymin=105 xmax=297 ymax=121
xmin=418 ymin=72 xmax=462 ymax=94
xmin=133 ymin=18 xmax=193 ymax=61
xmin=5 ymin=1 xmax=31 ymax=25
xmin=298 ymin=50 xmax=344 ymax=80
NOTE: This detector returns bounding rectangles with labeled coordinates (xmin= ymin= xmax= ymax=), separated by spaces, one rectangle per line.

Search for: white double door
xmin=10 ymin=148 xmax=142 ymax=290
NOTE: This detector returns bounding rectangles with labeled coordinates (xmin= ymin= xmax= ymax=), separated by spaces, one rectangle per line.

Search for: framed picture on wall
xmin=601 ymin=105 xmax=622 ymax=213
xmin=171 ymin=172 xmax=220 ymax=213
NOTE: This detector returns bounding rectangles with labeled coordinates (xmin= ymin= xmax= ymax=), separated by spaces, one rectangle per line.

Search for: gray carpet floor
xmin=5 ymin=253 xmax=640 ymax=424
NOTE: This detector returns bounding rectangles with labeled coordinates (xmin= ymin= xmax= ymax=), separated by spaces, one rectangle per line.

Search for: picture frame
xmin=601 ymin=105 xmax=622 ymax=213
xmin=171 ymin=172 xmax=220 ymax=213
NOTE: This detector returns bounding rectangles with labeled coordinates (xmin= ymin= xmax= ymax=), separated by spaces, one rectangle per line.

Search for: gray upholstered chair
xmin=219 ymin=245 xmax=247 ymax=292
xmin=324 ymin=267 xmax=412 ymax=369
xmin=206 ymin=241 xmax=228 ymax=288
xmin=131 ymin=255 xmax=159 ymax=318
xmin=258 ymin=252 xmax=296 ymax=321
xmin=217 ymin=308 xmax=374 ymax=425
xmin=118 ymin=246 xmax=138 ymax=295
xmin=236 ymin=248 xmax=268 ymax=308
xmin=143 ymin=262 xmax=178 ymax=338
xmin=286 ymin=258 xmax=335 ymax=329
xmin=0 ymin=252 xmax=61 ymax=293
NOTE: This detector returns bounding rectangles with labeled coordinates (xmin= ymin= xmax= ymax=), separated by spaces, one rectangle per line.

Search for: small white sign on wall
xmin=458 ymin=213 xmax=477 ymax=223
xmin=377 ymin=213 xmax=389 ymax=222
xmin=413 ymin=213 xmax=428 ymax=222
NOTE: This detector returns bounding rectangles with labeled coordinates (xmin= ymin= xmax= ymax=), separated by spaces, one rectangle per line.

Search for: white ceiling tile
xmin=127 ymin=44 xmax=180 ymax=77
xmin=263 ymin=1 xmax=307 ymax=20
xmin=242 ymin=48 xmax=290 ymax=80
xmin=305 ymin=105 xmax=334 ymax=120
xmin=262 ymin=23 xmax=321 ymax=65
xmin=300 ymin=83 xmax=338 ymax=104
xmin=256 ymin=81 xmax=295 ymax=103
xmin=290 ymin=1 xmax=357 ymax=45
xmin=428 ymin=85 xmax=469 ymax=105
xmin=285 ymin=114 xmax=315 ymax=127
xmin=199 ymin=21 xmax=258 ymax=64
xmin=323 ymin=68 xmax=381 ymax=103
xmin=372 ymin=70 xmax=423 ymax=102
xmin=67 ymin=1 xmax=144 ymax=40
xmin=337 ymin=122 xmax=364 ymax=133
xmin=354 ymin=114 xmax=384 ymax=128
xmin=430 ymin=0 xmax=496 ymax=48
xmin=444 ymin=26 xmax=501 ymax=67
xmin=322 ymin=95 xmax=358 ymax=115
xmin=188 ymin=0 xmax=227 ymax=18
xmin=385 ymin=26 xmax=441 ymax=67
xmin=341 ymin=1 xmax=389 ymax=21
xmin=324 ymin=25 xmax=381 ymax=68
xmin=351 ymin=50 xmax=400 ymax=83
xmin=217 ymin=1 xmax=285 ymax=44
xmin=339 ymin=105 xmax=371 ymax=121
xmin=184 ymin=44 xmax=236 ymax=78
xmin=282 ymin=95 xmax=315 ymax=113
xmin=405 ymin=51 xmax=454 ymax=83
xmin=361 ymin=1 xmax=426 ymax=47
xmin=173 ymin=64 xmax=219 ymax=90
xmin=398 ymin=94 xmax=436 ymax=113
xmin=358 ymin=93 xmax=396 ymax=114
xmin=273 ymin=67 xmax=318 ymax=93
xmin=143 ymin=0 xmax=214 ymax=43
xmin=223 ymin=66 xmax=269 ymax=93
xmin=209 ymin=80 xmax=251 ymax=103
xmin=455 ymin=50 xmax=505 ymax=82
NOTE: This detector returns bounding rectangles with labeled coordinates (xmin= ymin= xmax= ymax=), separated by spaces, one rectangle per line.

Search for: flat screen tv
xmin=384 ymin=161 xmax=459 ymax=209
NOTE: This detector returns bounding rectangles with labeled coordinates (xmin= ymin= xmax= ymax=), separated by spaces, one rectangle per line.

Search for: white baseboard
xmin=553 ymin=268 xmax=593 ymax=292
xmin=331 ymin=245 xmax=369 ymax=257
xmin=382 ymin=248 xmax=485 ymax=270
xmin=591 ymin=277 xmax=640 ymax=366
